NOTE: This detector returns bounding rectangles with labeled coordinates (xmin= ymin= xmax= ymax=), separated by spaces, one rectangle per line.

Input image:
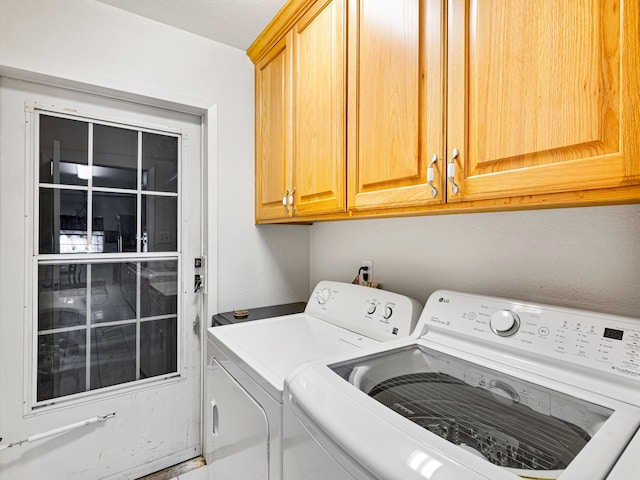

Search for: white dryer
xmin=283 ymin=290 xmax=640 ymax=480
xmin=204 ymin=281 xmax=422 ymax=480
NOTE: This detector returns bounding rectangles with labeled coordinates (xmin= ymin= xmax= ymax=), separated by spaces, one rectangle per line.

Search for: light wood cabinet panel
xmin=291 ymin=0 xmax=346 ymax=216
xmin=347 ymin=0 xmax=446 ymax=211
xmin=255 ymin=35 xmax=293 ymax=221
xmin=446 ymin=0 xmax=640 ymax=202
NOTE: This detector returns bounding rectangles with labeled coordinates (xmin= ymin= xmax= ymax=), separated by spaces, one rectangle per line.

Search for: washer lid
xmin=285 ymin=339 xmax=640 ymax=480
xmin=331 ymin=345 xmax=610 ymax=476
xmin=607 ymin=426 xmax=640 ymax=479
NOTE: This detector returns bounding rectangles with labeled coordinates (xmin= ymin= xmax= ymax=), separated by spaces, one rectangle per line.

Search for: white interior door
xmin=0 ymin=77 xmax=203 ymax=479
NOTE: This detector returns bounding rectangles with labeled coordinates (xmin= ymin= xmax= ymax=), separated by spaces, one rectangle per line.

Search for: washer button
xmin=538 ymin=327 xmax=550 ymax=336
xmin=490 ymin=310 xmax=520 ymax=337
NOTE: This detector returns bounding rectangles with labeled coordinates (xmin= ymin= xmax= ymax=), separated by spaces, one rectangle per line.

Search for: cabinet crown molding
xmin=247 ymin=0 xmax=318 ymax=63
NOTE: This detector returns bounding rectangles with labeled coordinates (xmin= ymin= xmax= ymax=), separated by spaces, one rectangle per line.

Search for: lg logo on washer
xmin=439 ymin=297 xmax=450 ymax=303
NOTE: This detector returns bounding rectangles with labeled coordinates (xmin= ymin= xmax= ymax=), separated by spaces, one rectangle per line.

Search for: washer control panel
xmin=306 ymin=281 xmax=423 ymax=342
xmin=421 ymin=290 xmax=640 ymax=381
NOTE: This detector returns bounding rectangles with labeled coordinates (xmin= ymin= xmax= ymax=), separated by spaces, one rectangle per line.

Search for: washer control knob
xmin=367 ymin=303 xmax=377 ymax=315
xmin=383 ymin=306 xmax=393 ymax=319
xmin=490 ymin=310 xmax=520 ymax=337
xmin=317 ymin=287 xmax=331 ymax=305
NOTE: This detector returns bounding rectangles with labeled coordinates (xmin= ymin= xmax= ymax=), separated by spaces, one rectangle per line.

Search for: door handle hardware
xmin=0 ymin=412 xmax=116 ymax=450
xmin=282 ymin=189 xmax=289 ymax=214
xmin=428 ymin=154 xmax=438 ymax=197
xmin=448 ymin=148 xmax=460 ymax=195
xmin=288 ymin=187 xmax=296 ymax=214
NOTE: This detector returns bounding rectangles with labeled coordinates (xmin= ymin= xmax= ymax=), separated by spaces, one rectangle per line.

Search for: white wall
xmin=310 ymin=204 xmax=640 ymax=318
xmin=0 ymin=0 xmax=310 ymax=315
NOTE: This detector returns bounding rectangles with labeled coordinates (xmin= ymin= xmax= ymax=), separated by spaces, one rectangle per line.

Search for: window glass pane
xmin=92 ymin=192 xmax=137 ymax=253
xmin=39 ymin=189 xmax=89 ymax=254
xmin=35 ymin=114 xmax=182 ymax=403
xmin=38 ymin=264 xmax=87 ymax=330
xmin=93 ymin=124 xmax=138 ymax=189
xmin=140 ymin=260 xmax=178 ymax=318
xmin=37 ymin=330 xmax=87 ymax=401
xmin=141 ymin=195 xmax=177 ymax=252
xmin=142 ymin=133 xmax=178 ymax=193
xmin=91 ymin=262 xmax=136 ymax=324
xmin=39 ymin=115 xmax=88 ymax=186
xmin=90 ymin=325 xmax=136 ymax=389
xmin=140 ymin=317 xmax=177 ymax=378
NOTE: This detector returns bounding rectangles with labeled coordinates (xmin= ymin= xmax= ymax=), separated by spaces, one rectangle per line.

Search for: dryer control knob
xmin=367 ymin=303 xmax=377 ymax=315
xmin=317 ymin=287 xmax=331 ymax=305
xmin=490 ymin=310 xmax=520 ymax=337
xmin=383 ymin=306 xmax=393 ymax=319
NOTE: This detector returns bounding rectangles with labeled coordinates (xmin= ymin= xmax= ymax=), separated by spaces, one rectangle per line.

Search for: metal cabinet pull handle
xmin=288 ymin=187 xmax=296 ymax=214
xmin=448 ymin=148 xmax=460 ymax=195
xmin=428 ymin=154 xmax=438 ymax=198
xmin=282 ymin=189 xmax=289 ymax=214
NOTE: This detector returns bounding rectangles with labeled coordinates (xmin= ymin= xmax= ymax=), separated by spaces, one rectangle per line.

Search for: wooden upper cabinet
xmin=290 ymin=0 xmax=346 ymax=216
xmin=251 ymin=0 xmax=639 ymax=222
xmin=347 ymin=0 xmax=445 ymax=212
xmin=446 ymin=0 xmax=640 ymax=202
xmin=253 ymin=0 xmax=346 ymax=221
xmin=255 ymin=35 xmax=292 ymax=221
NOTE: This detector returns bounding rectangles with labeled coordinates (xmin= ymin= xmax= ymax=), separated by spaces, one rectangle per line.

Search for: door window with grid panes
xmin=36 ymin=113 xmax=181 ymax=403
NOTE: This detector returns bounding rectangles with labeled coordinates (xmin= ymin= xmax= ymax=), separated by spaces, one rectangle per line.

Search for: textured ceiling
xmin=97 ymin=0 xmax=288 ymax=50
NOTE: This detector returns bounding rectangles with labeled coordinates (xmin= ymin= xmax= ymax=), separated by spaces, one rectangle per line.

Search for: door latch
xmin=194 ymin=257 xmax=204 ymax=293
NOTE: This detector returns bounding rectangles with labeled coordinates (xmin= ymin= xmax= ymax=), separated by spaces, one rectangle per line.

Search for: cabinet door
xmin=347 ymin=0 xmax=446 ymax=212
xmin=291 ymin=0 xmax=346 ymax=216
xmin=255 ymin=35 xmax=293 ymax=221
xmin=447 ymin=0 xmax=640 ymax=202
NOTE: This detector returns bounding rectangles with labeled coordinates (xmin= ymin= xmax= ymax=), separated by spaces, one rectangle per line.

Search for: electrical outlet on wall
xmin=360 ymin=259 xmax=373 ymax=285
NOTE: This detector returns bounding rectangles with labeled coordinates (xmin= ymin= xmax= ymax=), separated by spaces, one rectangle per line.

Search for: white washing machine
xmin=283 ymin=290 xmax=640 ymax=480
xmin=204 ymin=281 xmax=422 ymax=480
